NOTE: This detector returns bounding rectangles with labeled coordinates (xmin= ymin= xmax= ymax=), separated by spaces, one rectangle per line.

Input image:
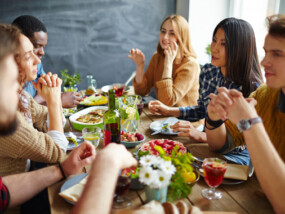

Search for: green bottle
xmin=103 ymin=89 xmax=121 ymax=146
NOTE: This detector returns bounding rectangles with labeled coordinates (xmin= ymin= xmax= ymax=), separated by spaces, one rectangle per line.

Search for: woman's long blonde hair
xmin=157 ymin=15 xmax=196 ymax=63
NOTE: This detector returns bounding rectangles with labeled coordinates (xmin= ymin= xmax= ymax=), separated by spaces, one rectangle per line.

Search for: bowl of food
xmin=140 ymin=139 xmax=187 ymax=156
xmin=120 ymin=131 xmax=145 ymax=148
xmin=69 ymin=106 xmax=108 ymax=131
xmin=182 ymin=169 xmax=200 ymax=187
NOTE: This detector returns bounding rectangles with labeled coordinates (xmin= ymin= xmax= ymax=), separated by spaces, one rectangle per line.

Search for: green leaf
xmin=60 ymin=69 xmax=81 ymax=86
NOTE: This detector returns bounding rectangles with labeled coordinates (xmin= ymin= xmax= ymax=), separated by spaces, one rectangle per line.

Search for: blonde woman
xmin=128 ymin=15 xmax=199 ymax=107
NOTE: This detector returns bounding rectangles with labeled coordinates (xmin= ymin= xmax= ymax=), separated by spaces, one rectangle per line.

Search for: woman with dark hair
xmin=205 ymin=15 xmax=285 ymax=212
xmin=128 ymin=15 xmax=200 ymax=107
xmin=148 ymin=18 xmax=263 ymax=165
xmin=215 ymin=18 xmax=262 ymax=97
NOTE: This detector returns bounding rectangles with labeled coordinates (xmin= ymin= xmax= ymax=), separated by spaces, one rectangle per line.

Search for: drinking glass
xmin=113 ymin=169 xmax=132 ymax=209
xmin=112 ymin=83 xmax=125 ymax=97
xmin=202 ymin=158 xmax=227 ymax=200
xmin=82 ymin=127 xmax=101 ymax=148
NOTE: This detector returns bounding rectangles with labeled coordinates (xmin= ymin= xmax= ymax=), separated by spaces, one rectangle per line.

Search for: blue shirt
xmin=178 ymin=63 xmax=242 ymax=122
xmin=24 ymin=63 xmax=46 ymax=97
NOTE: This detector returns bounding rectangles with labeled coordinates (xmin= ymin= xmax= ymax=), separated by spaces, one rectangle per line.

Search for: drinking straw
xmin=131 ymin=120 xmax=137 ymax=131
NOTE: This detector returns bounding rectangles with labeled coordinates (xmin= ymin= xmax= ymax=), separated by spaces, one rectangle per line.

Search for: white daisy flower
xmin=139 ymin=166 xmax=158 ymax=186
xmin=160 ymin=160 xmax=176 ymax=175
xmin=152 ymin=171 xmax=172 ymax=188
xmin=140 ymin=155 xmax=156 ymax=167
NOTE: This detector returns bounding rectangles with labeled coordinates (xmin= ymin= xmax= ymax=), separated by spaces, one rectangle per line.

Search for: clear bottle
xmin=103 ymin=89 xmax=121 ymax=146
xmin=85 ymin=76 xmax=97 ymax=95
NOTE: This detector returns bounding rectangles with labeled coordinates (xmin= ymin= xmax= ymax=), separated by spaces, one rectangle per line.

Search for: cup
xmin=82 ymin=127 xmax=101 ymax=148
xmin=113 ymin=169 xmax=132 ymax=209
xmin=112 ymin=83 xmax=125 ymax=97
xmin=202 ymin=158 xmax=227 ymax=200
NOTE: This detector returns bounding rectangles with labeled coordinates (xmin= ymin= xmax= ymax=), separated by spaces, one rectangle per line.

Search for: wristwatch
xmin=237 ymin=117 xmax=262 ymax=132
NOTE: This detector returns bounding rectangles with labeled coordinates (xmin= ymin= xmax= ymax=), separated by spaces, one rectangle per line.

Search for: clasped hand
xmin=207 ymin=87 xmax=259 ymax=124
xmin=33 ymin=72 xmax=62 ymax=102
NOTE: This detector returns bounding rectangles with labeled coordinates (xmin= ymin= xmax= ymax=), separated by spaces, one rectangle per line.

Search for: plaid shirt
xmin=0 ymin=177 xmax=9 ymax=213
xmin=24 ymin=63 xmax=46 ymax=97
xmin=178 ymin=64 xmax=242 ymax=121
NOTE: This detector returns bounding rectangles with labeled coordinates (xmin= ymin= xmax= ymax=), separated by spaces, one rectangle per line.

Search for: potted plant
xmin=60 ymin=69 xmax=81 ymax=92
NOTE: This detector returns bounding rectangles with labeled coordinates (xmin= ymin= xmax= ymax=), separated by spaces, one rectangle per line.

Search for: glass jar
xmin=85 ymin=76 xmax=97 ymax=95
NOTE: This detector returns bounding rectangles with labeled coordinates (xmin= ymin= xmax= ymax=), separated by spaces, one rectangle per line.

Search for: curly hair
xmin=12 ymin=15 xmax=47 ymax=38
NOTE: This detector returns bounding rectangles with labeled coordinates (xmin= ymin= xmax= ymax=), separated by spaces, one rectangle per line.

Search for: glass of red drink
xmin=202 ymin=158 xmax=227 ymax=200
xmin=113 ymin=83 xmax=125 ymax=97
xmin=113 ymin=168 xmax=132 ymax=209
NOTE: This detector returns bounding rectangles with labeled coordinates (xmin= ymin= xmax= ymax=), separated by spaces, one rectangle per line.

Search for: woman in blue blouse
xmin=148 ymin=18 xmax=263 ymax=165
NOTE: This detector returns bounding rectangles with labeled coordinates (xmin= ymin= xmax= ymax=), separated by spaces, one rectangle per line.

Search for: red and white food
xmin=140 ymin=139 xmax=186 ymax=156
xmin=121 ymin=131 xmax=144 ymax=142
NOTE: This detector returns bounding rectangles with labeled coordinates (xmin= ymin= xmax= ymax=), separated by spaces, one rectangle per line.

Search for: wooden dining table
xmin=48 ymin=91 xmax=275 ymax=214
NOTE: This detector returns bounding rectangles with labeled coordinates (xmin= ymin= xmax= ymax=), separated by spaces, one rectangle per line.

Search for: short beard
xmin=0 ymin=117 xmax=18 ymax=136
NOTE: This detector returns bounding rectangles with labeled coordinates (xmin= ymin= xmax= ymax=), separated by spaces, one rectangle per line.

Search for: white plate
xmin=64 ymin=132 xmax=84 ymax=151
xmin=101 ymin=85 xmax=130 ymax=94
xmin=69 ymin=106 xmax=108 ymax=126
xmin=60 ymin=173 xmax=88 ymax=205
xmin=149 ymin=117 xmax=179 ymax=135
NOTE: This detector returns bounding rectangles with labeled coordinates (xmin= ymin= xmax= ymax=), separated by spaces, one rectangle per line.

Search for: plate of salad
xmin=78 ymin=94 xmax=108 ymax=107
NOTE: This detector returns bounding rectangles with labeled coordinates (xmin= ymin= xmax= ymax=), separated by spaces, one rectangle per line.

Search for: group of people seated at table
xmin=0 ymin=12 xmax=284 ymax=214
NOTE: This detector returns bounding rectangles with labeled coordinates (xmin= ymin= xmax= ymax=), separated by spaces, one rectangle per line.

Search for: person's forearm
xmin=3 ymin=165 xmax=63 ymax=207
xmin=72 ymin=154 xmax=120 ymax=214
xmin=33 ymin=94 xmax=47 ymax=106
xmin=47 ymin=98 xmax=64 ymax=132
xmin=135 ymin=64 xmax=144 ymax=84
xmin=168 ymin=107 xmax=180 ymax=117
xmin=244 ymin=123 xmax=285 ymax=213
xmin=205 ymin=123 xmax=227 ymax=151
xmin=161 ymin=65 xmax=172 ymax=79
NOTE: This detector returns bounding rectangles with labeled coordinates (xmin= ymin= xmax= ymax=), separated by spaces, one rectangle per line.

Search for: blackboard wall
xmin=0 ymin=0 xmax=176 ymax=90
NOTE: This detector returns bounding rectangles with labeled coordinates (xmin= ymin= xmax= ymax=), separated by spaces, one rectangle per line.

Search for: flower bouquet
xmin=135 ymin=140 xmax=197 ymax=202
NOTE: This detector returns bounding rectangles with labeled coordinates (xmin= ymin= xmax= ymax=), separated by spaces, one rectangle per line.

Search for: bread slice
xmin=162 ymin=202 xmax=179 ymax=214
xmin=175 ymin=200 xmax=189 ymax=214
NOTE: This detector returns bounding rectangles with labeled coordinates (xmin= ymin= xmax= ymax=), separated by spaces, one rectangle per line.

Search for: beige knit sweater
xmin=133 ymin=52 xmax=200 ymax=107
xmin=0 ymin=96 xmax=66 ymax=177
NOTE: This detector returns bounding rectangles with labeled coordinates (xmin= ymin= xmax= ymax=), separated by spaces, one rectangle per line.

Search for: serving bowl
xmin=121 ymin=131 xmax=145 ymax=148
xmin=69 ymin=106 xmax=108 ymax=131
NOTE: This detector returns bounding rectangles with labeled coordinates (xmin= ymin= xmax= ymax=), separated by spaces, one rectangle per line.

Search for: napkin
xmin=224 ymin=164 xmax=249 ymax=181
xmin=58 ymin=175 xmax=88 ymax=203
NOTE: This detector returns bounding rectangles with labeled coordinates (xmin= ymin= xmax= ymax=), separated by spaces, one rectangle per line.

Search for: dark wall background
xmin=0 ymin=0 xmax=176 ymax=90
